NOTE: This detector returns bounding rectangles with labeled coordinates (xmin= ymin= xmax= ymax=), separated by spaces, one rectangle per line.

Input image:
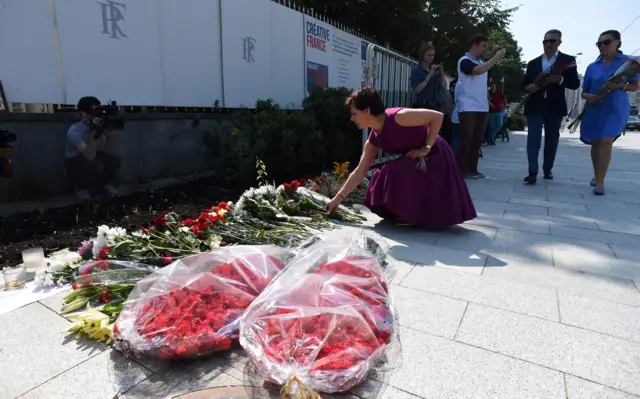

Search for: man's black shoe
xmin=543 ymin=171 xmax=553 ymax=179
xmin=523 ymin=174 xmax=537 ymax=184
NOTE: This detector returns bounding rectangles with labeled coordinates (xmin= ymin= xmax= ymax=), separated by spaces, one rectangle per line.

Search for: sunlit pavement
xmin=2 ymin=130 xmax=640 ymax=398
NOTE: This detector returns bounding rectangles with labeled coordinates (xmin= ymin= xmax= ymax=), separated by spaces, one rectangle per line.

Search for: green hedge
xmin=203 ymin=88 xmax=361 ymax=188
xmin=508 ymin=113 xmax=526 ymax=131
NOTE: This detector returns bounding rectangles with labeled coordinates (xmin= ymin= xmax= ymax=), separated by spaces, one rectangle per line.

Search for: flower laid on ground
xmin=65 ymin=304 xmax=115 ymax=344
xmin=240 ymin=238 xmax=395 ymax=394
xmin=113 ymin=247 xmax=289 ymax=359
xmin=305 ymin=172 xmax=368 ymax=206
xmin=61 ymin=283 xmax=133 ymax=314
xmin=60 ymin=162 xmax=368 ymax=344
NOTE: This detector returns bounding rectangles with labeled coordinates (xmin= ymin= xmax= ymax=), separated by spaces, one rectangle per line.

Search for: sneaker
xmin=103 ymin=184 xmax=118 ymax=197
xmin=74 ymin=188 xmax=91 ymax=201
xmin=474 ymin=172 xmax=486 ymax=178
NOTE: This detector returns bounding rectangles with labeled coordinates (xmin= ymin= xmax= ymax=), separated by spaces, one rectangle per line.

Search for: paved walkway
xmin=2 ymin=130 xmax=640 ymax=398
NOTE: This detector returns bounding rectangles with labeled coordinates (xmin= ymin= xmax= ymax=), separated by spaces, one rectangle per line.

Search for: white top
xmin=453 ymin=53 xmax=489 ymax=114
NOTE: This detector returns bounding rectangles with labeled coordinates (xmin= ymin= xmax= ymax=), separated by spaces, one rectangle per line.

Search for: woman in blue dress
xmin=581 ymin=30 xmax=639 ymax=195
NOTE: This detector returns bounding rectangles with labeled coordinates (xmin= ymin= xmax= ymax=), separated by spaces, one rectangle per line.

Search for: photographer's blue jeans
xmin=526 ymin=114 xmax=563 ymax=175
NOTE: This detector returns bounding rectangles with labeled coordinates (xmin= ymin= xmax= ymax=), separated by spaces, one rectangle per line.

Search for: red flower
xmin=113 ymin=250 xmax=288 ymax=360
xmin=71 ymin=282 xmax=78 ymax=290
xmin=163 ymin=254 xmax=173 ymax=265
xmin=241 ymin=254 xmax=393 ymax=393
xmin=98 ymin=261 xmax=109 ymax=271
xmin=98 ymin=287 xmax=112 ymax=303
xmin=96 ymin=246 xmax=111 ymax=260
xmin=154 ymin=214 xmax=168 ymax=229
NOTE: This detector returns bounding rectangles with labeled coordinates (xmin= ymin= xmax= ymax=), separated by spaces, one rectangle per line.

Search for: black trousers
xmin=66 ymin=152 xmax=121 ymax=190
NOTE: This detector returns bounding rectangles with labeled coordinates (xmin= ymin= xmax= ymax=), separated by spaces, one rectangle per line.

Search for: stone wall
xmin=0 ymin=113 xmax=233 ymax=203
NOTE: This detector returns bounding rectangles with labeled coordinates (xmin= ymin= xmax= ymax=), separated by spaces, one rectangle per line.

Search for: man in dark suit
xmin=521 ymin=29 xmax=580 ymax=184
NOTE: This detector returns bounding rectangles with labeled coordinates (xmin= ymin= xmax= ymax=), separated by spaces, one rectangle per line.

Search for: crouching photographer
xmin=1 ymin=128 xmax=17 ymax=179
xmin=65 ymin=96 xmax=123 ymax=200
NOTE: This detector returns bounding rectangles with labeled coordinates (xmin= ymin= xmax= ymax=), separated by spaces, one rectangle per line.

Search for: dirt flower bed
xmin=0 ymin=178 xmax=240 ymax=269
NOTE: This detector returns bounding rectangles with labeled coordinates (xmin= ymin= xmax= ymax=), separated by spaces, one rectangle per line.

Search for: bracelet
xmin=337 ymin=193 xmax=345 ymax=200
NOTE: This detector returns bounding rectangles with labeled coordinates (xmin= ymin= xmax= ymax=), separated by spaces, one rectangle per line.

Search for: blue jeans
xmin=526 ymin=114 xmax=563 ymax=175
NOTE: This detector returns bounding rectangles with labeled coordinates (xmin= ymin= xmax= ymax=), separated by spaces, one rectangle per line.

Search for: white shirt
xmin=453 ymin=53 xmax=489 ymax=113
xmin=541 ymin=51 xmax=563 ymax=97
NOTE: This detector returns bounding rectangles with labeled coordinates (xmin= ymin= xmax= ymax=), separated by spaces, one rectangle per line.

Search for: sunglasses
xmin=596 ymin=38 xmax=613 ymax=47
xmin=542 ymin=39 xmax=557 ymax=44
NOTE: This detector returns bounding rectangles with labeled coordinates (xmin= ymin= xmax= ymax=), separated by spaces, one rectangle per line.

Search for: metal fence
xmin=362 ymin=43 xmax=417 ymax=166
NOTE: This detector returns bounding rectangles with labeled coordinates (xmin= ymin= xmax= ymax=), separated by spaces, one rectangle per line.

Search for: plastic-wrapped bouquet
xmin=240 ymin=234 xmax=397 ymax=394
xmin=113 ymin=246 xmax=290 ymax=360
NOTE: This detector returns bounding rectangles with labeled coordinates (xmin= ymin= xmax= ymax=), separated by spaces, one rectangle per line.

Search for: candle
xmin=3 ymin=266 xmax=26 ymax=290
xmin=22 ymin=247 xmax=45 ymax=272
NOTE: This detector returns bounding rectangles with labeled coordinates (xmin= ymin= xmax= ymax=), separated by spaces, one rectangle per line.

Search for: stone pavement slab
xmin=456 ymin=304 xmax=640 ymax=396
xmin=4 ymin=131 xmax=640 ymax=398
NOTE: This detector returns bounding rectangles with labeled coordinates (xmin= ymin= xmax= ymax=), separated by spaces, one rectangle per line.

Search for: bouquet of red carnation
xmin=113 ymin=245 xmax=290 ymax=360
xmin=240 ymin=235 xmax=397 ymax=394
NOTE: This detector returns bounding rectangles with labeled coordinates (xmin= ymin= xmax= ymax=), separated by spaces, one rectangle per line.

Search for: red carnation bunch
xmin=113 ymin=246 xmax=289 ymax=360
xmin=240 ymin=244 xmax=395 ymax=394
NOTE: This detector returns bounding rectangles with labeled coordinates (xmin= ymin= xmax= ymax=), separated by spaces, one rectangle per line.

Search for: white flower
xmin=34 ymin=269 xmax=55 ymax=288
xmin=92 ymin=225 xmax=127 ymax=257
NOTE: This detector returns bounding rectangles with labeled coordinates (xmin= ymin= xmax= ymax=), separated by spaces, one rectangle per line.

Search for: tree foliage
xmin=296 ymin=0 xmax=525 ymax=100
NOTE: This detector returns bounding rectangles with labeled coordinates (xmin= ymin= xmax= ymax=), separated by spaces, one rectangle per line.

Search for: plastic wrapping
xmin=113 ymin=246 xmax=290 ymax=359
xmin=75 ymin=260 xmax=156 ymax=286
xmin=239 ymin=234 xmax=397 ymax=394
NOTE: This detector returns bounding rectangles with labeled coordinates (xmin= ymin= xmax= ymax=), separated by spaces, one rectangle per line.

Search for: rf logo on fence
xmin=98 ymin=0 xmax=128 ymax=39
xmin=242 ymin=37 xmax=256 ymax=63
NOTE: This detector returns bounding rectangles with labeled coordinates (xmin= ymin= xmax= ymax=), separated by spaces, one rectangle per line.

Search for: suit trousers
xmin=526 ymin=113 xmax=563 ymax=175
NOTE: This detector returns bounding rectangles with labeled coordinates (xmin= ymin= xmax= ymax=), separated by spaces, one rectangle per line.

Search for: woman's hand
xmin=406 ymin=146 xmax=430 ymax=159
xmin=326 ymin=195 xmax=343 ymax=214
xmin=583 ymin=93 xmax=602 ymax=104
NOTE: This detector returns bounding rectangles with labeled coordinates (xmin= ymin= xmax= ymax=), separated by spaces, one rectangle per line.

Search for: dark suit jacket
xmin=521 ymin=52 xmax=580 ymax=117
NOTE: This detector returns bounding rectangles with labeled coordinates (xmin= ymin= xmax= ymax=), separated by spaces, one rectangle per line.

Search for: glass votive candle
xmin=22 ymin=247 xmax=45 ymax=272
xmin=3 ymin=266 xmax=26 ymax=290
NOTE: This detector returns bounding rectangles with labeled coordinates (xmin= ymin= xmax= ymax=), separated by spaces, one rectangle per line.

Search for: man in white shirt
xmin=453 ymin=34 xmax=505 ymax=179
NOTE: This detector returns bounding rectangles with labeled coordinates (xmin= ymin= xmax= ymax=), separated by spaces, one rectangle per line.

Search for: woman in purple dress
xmin=326 ymin=87 xmax=477 ymax=229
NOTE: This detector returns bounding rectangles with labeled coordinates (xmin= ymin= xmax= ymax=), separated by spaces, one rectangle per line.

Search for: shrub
xmin=203 ymin=100 xmax=325 ymax=187
xmin=508 ymin=113 xmax=526 ymax=131
xmin=303 ymin=87 xmax=362 ymax=167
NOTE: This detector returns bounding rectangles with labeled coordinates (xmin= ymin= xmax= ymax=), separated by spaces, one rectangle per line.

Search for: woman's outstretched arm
xmin=326 ymin=140 xmax=377 ymax=213
xmin=337 ymin=140 xmax=378 ymax=199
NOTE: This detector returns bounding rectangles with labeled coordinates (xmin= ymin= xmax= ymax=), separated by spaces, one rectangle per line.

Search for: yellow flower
xmin=332 ymin=161 xmax=350 ymax=179
xmin=64 ymin=304 xmax=113 ymax=343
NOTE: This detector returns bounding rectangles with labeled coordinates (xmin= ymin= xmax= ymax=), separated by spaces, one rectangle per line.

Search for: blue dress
xmin=580 ymin=52 xmax=639 ymax=145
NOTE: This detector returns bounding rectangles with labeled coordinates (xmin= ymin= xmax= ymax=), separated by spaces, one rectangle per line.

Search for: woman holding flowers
xmin=581 ymin=30 xmax=639 ymax=195
xmin=326 ymin=87 xmax=476 ymax=229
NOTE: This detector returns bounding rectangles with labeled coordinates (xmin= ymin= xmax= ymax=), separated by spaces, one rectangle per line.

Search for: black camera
xmin=88 ymin=101 xmax=125 ymax=139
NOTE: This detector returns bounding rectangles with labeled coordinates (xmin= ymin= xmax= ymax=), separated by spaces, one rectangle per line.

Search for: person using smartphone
xmin=410 ymin=42 xmax=452 ymax=142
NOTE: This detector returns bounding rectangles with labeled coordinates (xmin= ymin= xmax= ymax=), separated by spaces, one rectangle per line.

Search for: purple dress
xmin=364 ymin=108 xmax=477 ymax=229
